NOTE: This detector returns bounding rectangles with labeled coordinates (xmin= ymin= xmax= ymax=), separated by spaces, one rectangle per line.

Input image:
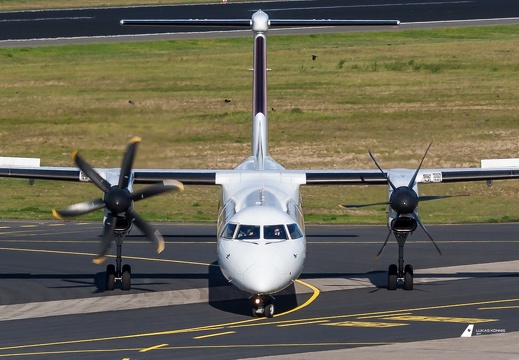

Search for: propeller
xmin=340 ymin=143 xmax=463 ymax=257
xmin=52 ymin=137 xmax=184 ymax=264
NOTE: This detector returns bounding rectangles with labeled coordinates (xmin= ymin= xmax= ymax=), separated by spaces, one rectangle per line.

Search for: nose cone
xmin=390 ymin=187 xmax=418 ymax=214
xmin=244 ymin=265 xmax=283 ymax=294
xmin=105 ymin=187 xmax=131 ymax=214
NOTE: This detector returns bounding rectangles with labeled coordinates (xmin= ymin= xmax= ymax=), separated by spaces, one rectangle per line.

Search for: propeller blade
xmin=52 ymin=198 xmax=105 ymax=219
xmin=413 ymin=211 xmax=442 ymax=255
xmin=368 ymin=150 xmax=397 ymax=191
xmin=339 ymin=201 xmax=389 ymax=209
xmin=128 ymin=209 xmax=165 ymax=254
xmin=376 ymin=229 xmax=392 ymax=258
xmin=73 ymin=151 xmax=112 ymax=193
xmin=118 ymin=136 xmax=141 ymax=189
xmin=408 ymin=142 xmax=433 ymax=189
xmin=418 ymin=194 xmax=467 ymax=202
xmin=93 ymin=213 xmax=117 ymax=264
xmin=130 ymin=180 xmax=184 ymax=202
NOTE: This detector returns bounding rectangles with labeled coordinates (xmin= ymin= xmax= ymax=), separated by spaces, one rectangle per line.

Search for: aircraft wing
xmin=133 ymin=169 xmax=218 ymax=185
xmin=0 ymin=166 xmax=80 ymax=182
xmin=135 ymin=166 xmax=519 ymax=186
xmin=417 ymin=167 xmax=519 ymax=184
xmin=302 ymin=167 xmax=519 ymax=185
xmin=124 ymin=166 xmax=519 ymax=186
xmin=2 ymin=166 xmax=519 ymax=186
xmin=0 ymin=166 xmax=222 ymax=185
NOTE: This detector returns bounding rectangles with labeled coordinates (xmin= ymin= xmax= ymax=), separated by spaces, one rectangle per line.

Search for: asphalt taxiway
xmin=0 ymin=220 xmax=518 ymax=359
xmin=1 ymin=0 xmax=518 ymax=47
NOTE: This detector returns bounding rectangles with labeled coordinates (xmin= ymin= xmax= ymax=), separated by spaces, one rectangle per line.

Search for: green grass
xmin=1 ymin=26 xmax=519 ymax=224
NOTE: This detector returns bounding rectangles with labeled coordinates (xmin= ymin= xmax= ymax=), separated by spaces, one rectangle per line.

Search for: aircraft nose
xmin=244 ymin=265 xmax=282 ymax=294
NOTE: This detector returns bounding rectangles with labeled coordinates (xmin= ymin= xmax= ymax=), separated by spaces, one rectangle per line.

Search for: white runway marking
xmin=306 ymin=260 xmax=519 ymax=292
xmin=0 ymin=16 xmax=93 ymax=23
xmin=0 ymin=286 xmax=237 ymax=322
xmin=264 ymin=1 xmax=472 ymax=12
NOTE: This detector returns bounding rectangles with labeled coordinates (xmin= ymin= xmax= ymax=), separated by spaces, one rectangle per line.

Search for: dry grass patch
xmin=1 ymin=27 xmax=519 ymax=223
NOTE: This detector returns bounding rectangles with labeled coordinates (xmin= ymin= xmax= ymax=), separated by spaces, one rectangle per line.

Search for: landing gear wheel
xmin=106 ymin=264 xmax=116 ymax=291
xmin=121 ymin=264 xmax=132 ymax=291
xmin=251 ymin=295 xmax=275 ymax=318
xmin=403 ymin=264 xmax=413 ymax=291
xmin=387 ymin=264 xmax=398 ymax=290
xmin=264 ymin=303 xmax=275 ymax=318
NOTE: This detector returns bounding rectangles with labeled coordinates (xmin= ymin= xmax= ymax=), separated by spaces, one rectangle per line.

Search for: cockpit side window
xmin=221 ymin=223 xmax=238 ymax=239
xmin=287 ymin=223 xmax=303 ymax=239
xmin=237 ymin=225 xmax=260 ymax=240
xmin=264 ymin=225 xmax=288 ymax=240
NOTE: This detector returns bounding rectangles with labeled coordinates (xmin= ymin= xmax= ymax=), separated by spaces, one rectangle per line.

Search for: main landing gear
xmin=251 ymin=295 xmax=275 ymax=318
xmin=105 ymin=235 xmax=132 ymax=291
xmin=387 ymin=232 xmax=414 ymax=291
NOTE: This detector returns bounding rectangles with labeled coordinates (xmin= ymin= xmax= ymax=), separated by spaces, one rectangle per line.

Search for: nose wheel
xmin=105 ymin=263 xmax=132 ymax=291
xmin=251 ymin=295 xmax=275 ymax=318
xmin=387 ymin=263 xmax=413 ymax=290
xmin=104 ymin=235 xmax=132 ymax=291
xmin=387 ymin=232 xmax=414 ymax=291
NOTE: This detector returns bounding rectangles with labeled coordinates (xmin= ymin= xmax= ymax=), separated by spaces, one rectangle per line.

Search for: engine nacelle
xmin=103 ymin=215 xmax=133 ymax=236
xmin=115 ymin=217 xmax=132 ymax=232
xmin=391 ymin=216 xmax=417 ymax=232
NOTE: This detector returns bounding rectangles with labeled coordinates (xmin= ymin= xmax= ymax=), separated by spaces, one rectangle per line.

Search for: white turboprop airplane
xmin=2 ymin=11 xmax=519 ymax=317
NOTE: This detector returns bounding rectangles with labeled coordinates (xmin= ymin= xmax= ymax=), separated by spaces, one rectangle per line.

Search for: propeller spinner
xmin=52 ymin=137 xmax=184 ymax=263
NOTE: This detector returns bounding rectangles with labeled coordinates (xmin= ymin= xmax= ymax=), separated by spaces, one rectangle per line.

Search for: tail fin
xmin=252 ymin=113 xmax=267 ymax=170
xmin=251 ymin=12 xmax=269 ymax=170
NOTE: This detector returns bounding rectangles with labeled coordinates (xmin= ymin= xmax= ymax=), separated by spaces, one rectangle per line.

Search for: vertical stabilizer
xmin=251 ymin=11 xmax=269 ymax=170
xmin=252 ymin=113 xmax=267 ymax=170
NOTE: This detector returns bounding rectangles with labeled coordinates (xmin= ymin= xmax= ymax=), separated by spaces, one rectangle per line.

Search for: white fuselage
xmin=215 ymin=157 xmax=307 ymax=295
xmin=213 ymin=15 xmax=307 ymax=297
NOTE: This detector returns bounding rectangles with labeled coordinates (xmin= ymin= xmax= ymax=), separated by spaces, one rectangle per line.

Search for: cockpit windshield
xmin=264 ymin=225 xmax=288 ymax=240
xmin=236 ymin=225 xmax=260 ymax=240
xmin=221 ymin=223 xmax=237 ymax=239
xmin=287 ymin=223 xmax=303 ymax=239
xmin=220 ymin=222 xmax=303 ymax=240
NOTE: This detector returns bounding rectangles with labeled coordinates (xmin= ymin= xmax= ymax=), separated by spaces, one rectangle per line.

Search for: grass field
xmin=1 ymin=25 xmax=519 ymax=224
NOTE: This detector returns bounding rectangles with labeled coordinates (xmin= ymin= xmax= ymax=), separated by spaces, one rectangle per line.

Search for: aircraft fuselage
xmin=216 ymin=158 xmax=307 ymax=295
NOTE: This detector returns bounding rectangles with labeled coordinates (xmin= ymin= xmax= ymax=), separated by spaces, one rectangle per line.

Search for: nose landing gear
xmin=105 ymin=234 xmax=132 ymax=291
xmin=251 ymin=295 xmax=275 ymax=318
xmin=387 ymin=231 xmax=413 ymax=291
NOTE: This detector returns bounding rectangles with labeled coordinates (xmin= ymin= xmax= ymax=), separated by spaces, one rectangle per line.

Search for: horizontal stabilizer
xmin=270 ymin=19 xmax=399 ymax=26
xmin=120 ymin=19 xmax=400 ymax=27
xmin=120 ymin=19 xmax=253 ymax=27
